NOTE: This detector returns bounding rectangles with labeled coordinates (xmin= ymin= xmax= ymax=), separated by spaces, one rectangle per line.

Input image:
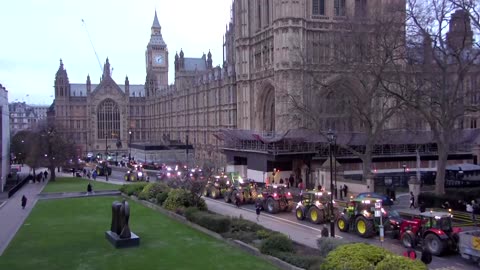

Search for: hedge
xmin=375 ymin=254 xmax=427 ymax=270
xmin=185 ymin=208 xmax=231 ymax=233
xmin=119 ymin=183 xmax=148 ymax=196
xmin=142 ymin=182 xmax=170 ymax=200
xmin=163 ymin=189 xmax=207 ymax=211
xmin=260 ymin=234 xmax=294 ymax=255
xmin=316 ymin=237 xmax=347 ymax=258
xmin=321 ymin=243 xmax=427 ymax=270
xmin=270 ymin=251 xmax=321 ymax=270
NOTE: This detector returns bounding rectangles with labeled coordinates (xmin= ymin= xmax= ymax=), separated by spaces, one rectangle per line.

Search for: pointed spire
xmin=102 ymin=58 xmax=111 ymax=79
xmin=59 ymin=59 xmax=64 ymax=70
xmin=152 ymin=10 xmax=161 ymax=28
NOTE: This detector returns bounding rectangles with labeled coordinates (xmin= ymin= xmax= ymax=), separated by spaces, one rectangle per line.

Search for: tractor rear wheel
xmin=425 ymin=234 xmax=446 ymax=256
xmin=337 ymin=216 xmax=349 ymax=232
xmin=224 ymin=191 xmax=231 ymax=203
xmin=286 ymin=199 xmax=294 ymax=212
xmin=296 ymin=207 xmax=306 ymax=220
xmin=308 ymin=207 xmax=324 ymax=224
xmin=355 ymin=216 xmax=375 ymax=238
xmin=266 ymin=198 xmax=280 ymax=214
xmin=210 ymin=188 xmax=219 ymax=199
xmin=401 ymin=231 xmax=416 ymax=248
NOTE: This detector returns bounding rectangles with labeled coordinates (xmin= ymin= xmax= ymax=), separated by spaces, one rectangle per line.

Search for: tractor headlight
xmin=138 ymin=172 xmax=143 ymax=177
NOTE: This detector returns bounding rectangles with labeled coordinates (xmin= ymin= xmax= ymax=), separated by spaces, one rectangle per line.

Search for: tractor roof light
xmin=215 ymin=176 xmax=220 ymax=179
xmin=363 ymin=200 xmax=371 ymax=204
xmin=273 ymin=193 xmax=278 ymax=198
xmin=315 ymin=192 xmax=323 ymax=196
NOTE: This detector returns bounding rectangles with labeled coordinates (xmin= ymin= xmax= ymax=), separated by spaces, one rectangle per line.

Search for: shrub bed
xmin=260 ymin=233 xmax=294 ymax=255
xmin=321 ymin=243 xmax=427 ymax=270
xmin=163 ymin=189 xmax=207 ymax=211
xmin=119 ymin=183 xmax=147 ymax=196
xmin=185 ymin=208 xmax=231 ymax=233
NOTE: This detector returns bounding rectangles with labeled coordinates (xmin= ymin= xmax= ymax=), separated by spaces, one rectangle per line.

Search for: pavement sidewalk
xmin=0 ymin=168 xmax=48 ymax=255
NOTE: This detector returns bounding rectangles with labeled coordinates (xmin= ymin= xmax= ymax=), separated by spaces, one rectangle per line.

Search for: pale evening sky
xmin=0 ymin=0 xmax=233 ymax=105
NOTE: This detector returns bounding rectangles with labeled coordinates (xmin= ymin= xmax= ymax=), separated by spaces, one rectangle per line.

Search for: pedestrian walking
xmin=409 ymin=191 xmax=415 ymax=209
xmin=256 ymin=203 xmax=261 ymax=222
xmin=44 ymin=170 xmax=48 ymax=180
xmin=21 ymin=195 xmax=27 ymax=209
xmin=87 ymin=183 xmax=93 ymax=194
xmin=289 ymin=174 xmax=294 ymax=189
xmin=92 ymin=170 xmax=97 ymax=181
xmin=472 ymin=200 xmax=479 ymax=225
xmin=343 ymin=184 xmax=348 ymax=197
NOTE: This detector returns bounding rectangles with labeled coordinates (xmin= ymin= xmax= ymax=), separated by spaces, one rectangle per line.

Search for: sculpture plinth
xmin=105 ymin=231 xmax=140 ymax=248
xmin=106 ymin=200 xmax=140 ymax=248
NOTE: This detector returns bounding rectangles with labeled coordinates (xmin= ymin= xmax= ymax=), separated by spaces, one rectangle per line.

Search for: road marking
xmin=205 ymin=198 xmax=343 ymax=239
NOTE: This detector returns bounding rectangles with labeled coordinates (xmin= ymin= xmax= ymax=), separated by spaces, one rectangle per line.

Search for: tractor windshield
xmin=432 ymin=217 xmax=452 ymax=231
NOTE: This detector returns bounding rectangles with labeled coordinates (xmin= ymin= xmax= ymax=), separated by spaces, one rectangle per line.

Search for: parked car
xmin=356 ymin=192 xmax=394 ymax=206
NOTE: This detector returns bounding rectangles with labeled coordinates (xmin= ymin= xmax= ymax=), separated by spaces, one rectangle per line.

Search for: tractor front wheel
xmin=266 ymin=198 xmax=280 ymax=214
xmin=224 ymin=191 xmax=232 ymax=203
xmin=425 ymin=234 xmax=446 ymax=256
xmin=355 ymin=216 xmax=375 ymax=238
xmin=401 ymin=231 xmax=416 ymax=249
xmin=337 ymin=216 xmax=349 ymax=232
xmin=296 ymin=207 xmax=306 ymax=220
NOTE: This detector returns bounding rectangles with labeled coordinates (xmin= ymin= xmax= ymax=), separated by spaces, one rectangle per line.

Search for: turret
xmin=102 ymin=58 xmax=111 ymax=79
xmin=54 ymin=59 xmax=70 ymax=98
xmin=174 ymin=52 xmax=179 ymax=71
xmin=179 ymin=49 xmax=185 ymax=70
xmin=446 ymin=9 xmax=474 ymax=51
xmin=86 ymin=74 xmax=91 ymax=95
xmin=207 ymin=50 xmax=213 ymax=69
xmin=125 ymin=75 xmax=130 ymax=97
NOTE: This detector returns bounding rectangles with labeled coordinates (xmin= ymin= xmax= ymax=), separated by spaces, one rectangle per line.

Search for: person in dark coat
xmin=44 ymin=170 xmax=48 ymax=180
xmin=87 ymin=183 xmax=93 ymax=194
xmin=288 ymin=174 xmax=295 ymax=188
xmin=21 ymin=195 xmax=27 ymax=209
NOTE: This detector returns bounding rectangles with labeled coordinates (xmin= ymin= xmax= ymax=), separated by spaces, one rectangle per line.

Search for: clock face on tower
xmin=154 ymin=54 xmax=164 ymax=66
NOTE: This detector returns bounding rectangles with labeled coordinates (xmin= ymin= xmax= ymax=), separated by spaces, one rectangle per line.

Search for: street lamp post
xmin=327 ymin=129 xmax=336 ymax=238
xmin=402 ymin=163 xmax=407 ymax=185
xmin=105 ymin=135 xmax=109 ymax=181
xmin=128 ymin=130 xmax=132 ymax=162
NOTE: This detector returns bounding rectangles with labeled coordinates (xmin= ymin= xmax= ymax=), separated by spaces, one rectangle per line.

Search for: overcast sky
xmin=0 ymin=0 xmax=233 ymax=105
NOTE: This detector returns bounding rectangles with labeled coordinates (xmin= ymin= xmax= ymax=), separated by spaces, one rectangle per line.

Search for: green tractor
xmin=223 ymin=178 xmax=259 ymax=205
xmin=295 ymin=191 xmax=340 ymax=224
xmin=95 ymin=164 xmax=112 ymax=176
xmin=336 ymin=198 xmax=395 ymax=238
xmin=203 ymin=176 xmax=228 ymax=199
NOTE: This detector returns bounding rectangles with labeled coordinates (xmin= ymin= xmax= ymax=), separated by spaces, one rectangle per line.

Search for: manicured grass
xmin=0 ymin=197 xmax=278 ymax=270
xmin=41 ymin=177 xmax=120 ymax=193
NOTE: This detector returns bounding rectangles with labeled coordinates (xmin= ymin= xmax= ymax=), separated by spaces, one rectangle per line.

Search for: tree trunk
xmin=49 ymin=165 xmax=56 ymax=181
xmin=362 ymin=149 xmax=374 ymax=192
xmin=435 ymin=144 xmax=447 ymax=195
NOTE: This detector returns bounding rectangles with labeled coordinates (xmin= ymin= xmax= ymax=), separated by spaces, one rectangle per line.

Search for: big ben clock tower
xmin=146 ymin=10 xmax=168 ymax=92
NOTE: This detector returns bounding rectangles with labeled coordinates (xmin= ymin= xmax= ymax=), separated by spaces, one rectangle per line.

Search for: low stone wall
xmin=128 ymin=195 xmax=304 ymax=270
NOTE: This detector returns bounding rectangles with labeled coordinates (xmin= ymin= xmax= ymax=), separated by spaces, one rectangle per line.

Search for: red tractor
xmin=256 ymin=184 xmax=294 ymax=214
xmin=399 ymin=210 xmax=462 ymax=256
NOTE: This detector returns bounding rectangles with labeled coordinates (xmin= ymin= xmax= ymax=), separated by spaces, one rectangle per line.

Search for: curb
xmin=126 ymin=195 xmax=305 ymax=270
xmin=0 ymin=201 xmax=6 ymax=210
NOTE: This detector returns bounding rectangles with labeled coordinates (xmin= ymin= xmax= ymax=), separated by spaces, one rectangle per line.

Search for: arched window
xmin=97 ymin=99 xmax=120 ymax=139
xmin=263 ymin=87 xmax=275 ymax=132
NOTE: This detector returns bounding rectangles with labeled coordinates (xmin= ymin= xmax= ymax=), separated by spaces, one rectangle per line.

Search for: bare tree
xmin=285 ymin=4 xmax=406 ymax=190
xmin=385 ymin=0 xmax=480 ymax=195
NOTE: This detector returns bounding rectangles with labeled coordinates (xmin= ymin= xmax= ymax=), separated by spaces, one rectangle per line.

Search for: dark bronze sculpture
xmin=111 ymin=200 xmax=131 ymax=239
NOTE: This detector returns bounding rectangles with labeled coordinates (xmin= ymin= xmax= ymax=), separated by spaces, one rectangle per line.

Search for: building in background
xmin=9 ymin=102 xmax=48 ymax=134
xmin=0 ymin=84 xmax=10 ymax=192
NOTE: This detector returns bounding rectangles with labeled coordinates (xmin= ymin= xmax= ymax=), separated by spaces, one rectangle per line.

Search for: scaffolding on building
xmin=216 ymin=128 xmax=480 ymax=158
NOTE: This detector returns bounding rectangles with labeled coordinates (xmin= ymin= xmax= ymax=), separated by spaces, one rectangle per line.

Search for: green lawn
xmin=0 ymin=197 xmax=278 ymax=270
xmin=41 ymin=177 xmax=120 ymax=193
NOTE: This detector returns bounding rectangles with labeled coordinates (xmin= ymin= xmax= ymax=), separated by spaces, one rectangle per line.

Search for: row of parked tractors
xmin=202 ymin=178 xmax=295 ymax=214
xmin=203 ymin=177 xmax=477 ymax=258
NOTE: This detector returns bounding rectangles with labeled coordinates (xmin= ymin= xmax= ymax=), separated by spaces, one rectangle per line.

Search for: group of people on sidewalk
xmin=27 ymin=170 xmax=48 ymax=184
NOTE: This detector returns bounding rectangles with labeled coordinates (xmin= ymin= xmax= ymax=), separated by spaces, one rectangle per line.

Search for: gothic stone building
xmin=53 ymin=11 xmax=236 ymax=165
xmin=53 ymin=2 xmax=480 ymax=191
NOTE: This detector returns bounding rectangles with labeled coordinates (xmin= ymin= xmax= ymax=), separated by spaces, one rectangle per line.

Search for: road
xmin=203 ymin=198 xmax=476 ymax=270
xmin=93 ymin=169 xmax=479 ymax=270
